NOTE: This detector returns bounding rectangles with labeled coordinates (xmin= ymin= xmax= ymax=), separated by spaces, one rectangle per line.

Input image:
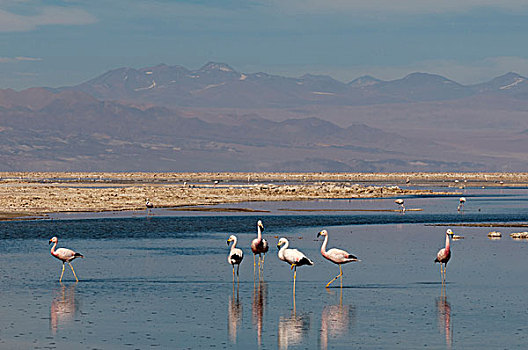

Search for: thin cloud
xmin=0 ymin=56 xmax=43 ymax=63
xmin=0 ymin=7 xmax=96 ymax=32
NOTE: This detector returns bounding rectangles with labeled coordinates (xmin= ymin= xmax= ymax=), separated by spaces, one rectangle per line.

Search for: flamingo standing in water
xmin=251 ymin=220 xmax=269 ymax=277
xmin=277 ymin=238 xmax=313 ymax=292
xmin=227 ymin=235 xmax=244 ymax=280
xmin=394 ymin=198 xmax=405 ymax=213
xmin=318 ymin=230 xmax=360 ymax=288
xmin=145 ymin=198 xmax=153 ymax=215
xmin=49 ymin=237 xmax=84 ymax=283
xmin=435 ymin=229 xmax=455 ymax=285
xmin=457 ymin=197 xmax=466 ymax=211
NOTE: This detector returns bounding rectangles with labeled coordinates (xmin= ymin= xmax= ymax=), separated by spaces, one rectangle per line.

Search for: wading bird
xmin=434 ymin=229 xmax=455 ymax=285
xmin=49 ymin=237 xmax=84 ymax=283
xmin=457 ymin=197 xmax=466 ymax=211
xmin=318 ymin=230 xmax=360 ymax=288
xmin=145 ymin=198 xmax=153 ymax=215
xmin=277 ymin=238 xmax=313 ymax=292
xmin=394 ymin=198 xmax=405 ymax=213
xmin=227 ymin=235 xmax=244 ymax=280
xmin=251 ymin=220 xmax=269 ymax=276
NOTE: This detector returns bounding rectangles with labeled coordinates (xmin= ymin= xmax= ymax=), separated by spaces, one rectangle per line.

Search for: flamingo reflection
xmin=320 ymin=288 xmax=355 ymax=350
xmin=436 ymin=293 xmax=453 ymax=349
xmin=278 ymin=293 xmax=311 ymax=350
xmin=228 ymin=282 xmax=243 ymax=343
xmin=50 ymin=283 xmax=79 ymax=335
xmin=252 ymin=281 xmax=267 ymax=347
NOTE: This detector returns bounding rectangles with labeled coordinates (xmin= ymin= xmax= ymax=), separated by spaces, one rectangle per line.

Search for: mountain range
xmin=0 ymin=62 xmax=527 ymax=172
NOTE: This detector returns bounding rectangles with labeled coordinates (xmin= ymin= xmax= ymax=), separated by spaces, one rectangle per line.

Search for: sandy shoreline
xmin=2 ymin=171 xmax=526 ymax=221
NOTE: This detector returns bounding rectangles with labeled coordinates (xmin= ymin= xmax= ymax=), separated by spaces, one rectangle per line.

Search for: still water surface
xmin=0 ymin=187 xmax=527 ymax=349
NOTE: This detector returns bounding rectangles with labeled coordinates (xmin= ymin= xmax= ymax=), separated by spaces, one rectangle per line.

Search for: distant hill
xmin=62 ymin=62 xmax=528 ymax=108
xmin=1 ymin=63 xmax=527 ymax=172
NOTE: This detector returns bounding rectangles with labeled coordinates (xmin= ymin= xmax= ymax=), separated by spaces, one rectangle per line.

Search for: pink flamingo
xmin=435 ymin=229 xmax=454 ymax=285
xmin=49 ymin=237 xmax=84 ymax=282
xmin=250 ymin=220 xmax=269 ymax=276
xmin=318 ymin=230 xmax=360 ymax=288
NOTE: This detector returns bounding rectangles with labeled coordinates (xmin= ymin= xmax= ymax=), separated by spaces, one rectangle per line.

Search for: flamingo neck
xmin=445 ymin=233 xmax=451 ymax=252
xmin=320 ymin=234 xmax=329 ymax=256
xmin=231 ymin=237 xmax=238 ymax=249
xmin=50 ymin=241 xmax=58 ymax=256
xmin=278 ymin=241 xmax=289 ymax=259
xmin=257 ymin=225 xmax=262 ymax=240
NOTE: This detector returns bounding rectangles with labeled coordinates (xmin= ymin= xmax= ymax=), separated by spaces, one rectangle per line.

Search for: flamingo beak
xmin=317 ymin=231 xmax=322 ymax=238
xmin=49 ymin=239 xmax=52 ymax=245
xmin=226 ymin=238 xmax=231 ymax=245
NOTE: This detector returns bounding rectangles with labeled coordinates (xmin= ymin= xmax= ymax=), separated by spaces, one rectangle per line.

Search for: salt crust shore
xmin=1 ymin=172 xmax=526 ymax=220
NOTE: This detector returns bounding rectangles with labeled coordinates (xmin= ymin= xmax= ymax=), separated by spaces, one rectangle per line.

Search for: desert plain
xmin=1 ymin=172 xmax=527 ymax=220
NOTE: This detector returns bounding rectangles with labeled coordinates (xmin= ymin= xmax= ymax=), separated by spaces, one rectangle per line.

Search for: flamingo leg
xmin=260 ymin=254 xmax=266 ymax=274
xmin=253 ymin=254 xmax=256 ymax=277
xmin=59 ymin=263 xmax=65 ymax=283
xmin=440 ymin=264 xmax=444 ymax=285
xmin=326 ymin=265 xmax=343 ymax=288
xmin=444 ymin=264 xmax=447 ymax=284
xmin=293 ymin=267 xmax=297 ymax=294
xmin=236 ymin=263 xmax=240 ymax=277
xmin=69 ymin=262 xmax=79 ymax=282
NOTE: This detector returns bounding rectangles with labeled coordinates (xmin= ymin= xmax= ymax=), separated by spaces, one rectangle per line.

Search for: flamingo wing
xmin=229 ymin=248 xmax=244 ymax=265
xmin=326 ymin=248 xmax=358 ymax=263
xmin=284 ymin=249 xmax=314 ymax=266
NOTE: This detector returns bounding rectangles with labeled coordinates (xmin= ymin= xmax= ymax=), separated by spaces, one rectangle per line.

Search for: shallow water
xmin=1 ymin=188 xmax=528 ymax=349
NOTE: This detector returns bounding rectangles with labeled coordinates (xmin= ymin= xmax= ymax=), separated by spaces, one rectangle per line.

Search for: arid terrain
xmin=1 ymin=172 xmax=527 ymax=220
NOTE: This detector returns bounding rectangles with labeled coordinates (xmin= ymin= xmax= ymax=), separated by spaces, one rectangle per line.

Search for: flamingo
xmin=434 ymin=229 xmax=454 ymax=285
xmin=227 ymin=235 xmax=244 ymax=279
xmin=457 ymin=197 xmax=466 ymax=211
xmin=277 ymin=238 xmax=313 ymax=292
xmin=49 ymin=237 xmax=83 ymax=283
xmin=251 ymin=220 xmax=269 ymax=277
xmin=317 ymin=229 xmax=360 ymax=288
xmin=145 ymin=198 xmax=153 ymax=215
xmin=394 ymin=198 xmax=405 ymax=213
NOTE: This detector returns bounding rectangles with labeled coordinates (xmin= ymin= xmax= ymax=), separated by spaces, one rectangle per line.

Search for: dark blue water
xmin=0 ymin=187 xmax=527 ymax=349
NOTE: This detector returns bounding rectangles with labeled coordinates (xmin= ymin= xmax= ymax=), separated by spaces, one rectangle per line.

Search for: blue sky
xmin=2 ymin=0 xmax=528 ymax=89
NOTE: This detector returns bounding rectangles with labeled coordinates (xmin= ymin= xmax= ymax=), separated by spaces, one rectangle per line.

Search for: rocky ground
xmin=1 ymin=172 xmax=526 ymax=220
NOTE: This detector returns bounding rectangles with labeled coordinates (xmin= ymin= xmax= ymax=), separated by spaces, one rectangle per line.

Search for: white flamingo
xmin=457 ymin=197 xmax=466 ymax=211
xmin=277 ymin=238 xmax=313 ymax=292
xmin=394 ymin=198 xmax=405 ymax=213
xmin=145 ymin=198 xmax=153 ymax=215
xmin=251 ymin=220 xmax=269 ymax=276
xmin=227 ymin=235 xmax=244 ymax=279
xmin=49 ymin=237 xmax=84 ymax=282
xmin=318 ymin=230 xmax=360 ymax=288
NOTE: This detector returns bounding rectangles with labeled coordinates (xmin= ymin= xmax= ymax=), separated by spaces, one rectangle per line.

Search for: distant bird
xmin=145 ymin=198 xmax=153 ymax=215
xmin=318 ymin=230 xmax=360 ymax=288
xmin=251 ymin=220 xmax=269 ymax=277
xmin=457 ymin=197 xmax=466 ymax=211
xmin=395 ymin=198 xmax=405 ymax=213
xmin=434 ymin=229 xmax=454 ymax=285
xmin=49 ymin=237 xmax=84 ymax=283
xmin=227 ymin=235 xmax=244 ymax=279
xmin=277 ymin=238 xmax=313 ymax=291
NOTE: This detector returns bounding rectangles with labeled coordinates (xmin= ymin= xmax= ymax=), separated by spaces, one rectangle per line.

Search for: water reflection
xmin=50 ymin=283 xmax=79 ymax=335
xmin=436 ymin=292 xmax=453 ymax=349
xmin=252 ymin=281 xmax=267 ymax=347
xmin=320 ymin=288 xmax=355 ymax=350
xmin=278 ymin=293 xmax=311 ymax=350
xmin=228 ymin=282 xmax=243 ymax=343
